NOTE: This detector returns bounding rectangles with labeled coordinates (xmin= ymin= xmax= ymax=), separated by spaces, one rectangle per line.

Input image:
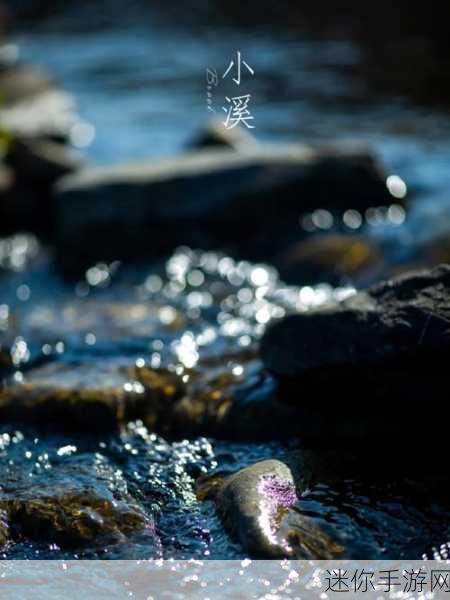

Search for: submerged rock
xmin=280 ymin=233 xmax=384 ymax=285
xmin=261 ymin=264 xmax=450 ymax=443
xmin=54 ymin=142 xmax=393 ymax=271
xmin=0 ymin=359 xmax=184 ymax=431
xmin=0 ymin=454 xmax=157 ymax=549
xmin=199 ymin=459 xmax=343 ymax=559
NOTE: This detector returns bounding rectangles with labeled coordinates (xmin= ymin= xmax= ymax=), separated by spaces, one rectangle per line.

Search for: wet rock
xmin=261 ymin=264 xmax=450 ymax=443
xmin=280 ymin=233 xmax=384 ymax=285
xmin=0 ymin=359 xmax=185 ymax=431
xmin=189 ymin=120 xmax=258 ymax=151
xmin=172 ymin=363 xmax=304 ymax=441
xmin=199 ymin=459 xmax=343 ymax=558
xmin=54 ymin=143 xmax=393 ymax=272
xmin=0 ymin=455 xmax=157 ymax=548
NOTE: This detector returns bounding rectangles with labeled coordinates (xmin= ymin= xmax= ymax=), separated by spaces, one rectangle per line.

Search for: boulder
xmin=260 ymin=264 xmax=450 ymax=443
xmin=0 ymin=359 xmax=185 ymax=431
xmin=54 ymin=142 xmax=394 ymax=272
xmin=198 ymin=459 xmax=343 ymax=559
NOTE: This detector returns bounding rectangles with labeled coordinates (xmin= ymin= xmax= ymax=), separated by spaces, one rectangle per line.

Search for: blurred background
xmin=1 ymin=0 xmax=450 ymax=269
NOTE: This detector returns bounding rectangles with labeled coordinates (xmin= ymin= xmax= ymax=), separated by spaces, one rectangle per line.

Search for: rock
xmin=0 ymin=233 xmax=40 ymax=272
xmin=0 ymin=63 xmax=82 ymax=237
xmin=199 ymin=459 xmax=343 ymax=559
xmin=0 ymin=455 xmax=158 ymax=549
xmin=172 ymin=364 xmax=304 ymax=441
xmin=189 ymin=120 xmax=258 ymax=151
xmin=54 ymin=143 xmax=393 ymax=272
xmin=425 ymin=233 xmax=450 ymax=265
xmin=5 ymin=138 xmax=81 ymax=181
xmin=0 ymin=359 xmax=185 ymax=431
xmin=261 ymin=264 xmax=450 ymax=443
xmin=1 ymin=138 xmax=81 ymax=236
xmin=0 ymin=509 xmax=8 ymax=547
xmin=0 ymin=63 xmax=53 ymax=106
xmin=0 ymin=162 xmax=13 ymax=193
xmin=0 ymin=87 xmax=76 ymax=142
xmin=280 ymin=233 xmax=384 ymax=285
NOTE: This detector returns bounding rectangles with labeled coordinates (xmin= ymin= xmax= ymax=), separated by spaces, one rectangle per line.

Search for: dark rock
xmin=261 ymin=264 xmax=450 ymax=444
xmin=171 ymin=364 xmax=304 ymax=441
xmin=0 ymin=509 xmax=8 ymax=547
xmin=280 ymin=233 xmax=384 ymax=285
xmin=0 ymin=359 xmax=185 ymax=431
xmin=189 ymin=120 xmax=258 ymax=151
xmin=1 ymin=138 xmax=82 ymax=237
xmin=0 ymin=62 xmax=81 ymax=237
xmin=425 ymin=234 xmax=450 ymax=266
xmin=54 ymin=143 xmax=393 ymax=272
xmin=0 ymin=162 xmax=13 ymax=194
xmin=5 ymin=138 xmax=81 ymax=181
xmin=0 ymin=455 xmax=158 ymax=549
xmin=199 ymin=459 xmax=343 ymax=559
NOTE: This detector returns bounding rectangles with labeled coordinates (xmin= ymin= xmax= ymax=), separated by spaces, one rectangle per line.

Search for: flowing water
xmin=1 ymin=5 xmax=450 ymax=560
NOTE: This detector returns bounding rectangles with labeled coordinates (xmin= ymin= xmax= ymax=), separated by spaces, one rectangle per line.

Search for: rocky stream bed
xmin=1 ymin=8 xmax=450 ymax=561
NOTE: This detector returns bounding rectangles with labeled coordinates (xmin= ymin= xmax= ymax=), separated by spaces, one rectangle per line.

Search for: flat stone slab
xmin=0 ymin=359 xmax=184 ymax=431
xmin=54 ymin=142 xmax=394 ymax=270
